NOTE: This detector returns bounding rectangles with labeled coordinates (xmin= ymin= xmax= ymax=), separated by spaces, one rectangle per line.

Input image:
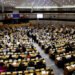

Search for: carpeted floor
xmin=31 ymin=39 xmax=64 ymax=75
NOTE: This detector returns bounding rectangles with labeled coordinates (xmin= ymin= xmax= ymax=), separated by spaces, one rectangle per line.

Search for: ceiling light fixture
xmin=15 ymin=5 xmax=75 ymax=9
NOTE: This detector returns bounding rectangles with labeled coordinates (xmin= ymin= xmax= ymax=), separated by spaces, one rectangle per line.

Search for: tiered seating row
xmin=0 ymin=26 xmax=54 ymax=75
xmin=27 ymin=25 xmax=75 ymax=75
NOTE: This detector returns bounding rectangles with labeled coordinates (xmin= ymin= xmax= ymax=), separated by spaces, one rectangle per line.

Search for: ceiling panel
xmin=0 ymin=0 xmax=75 ymax=8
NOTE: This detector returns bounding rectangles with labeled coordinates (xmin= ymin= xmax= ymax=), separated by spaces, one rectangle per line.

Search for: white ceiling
xmin=0 ymin=0 xmax=75 ymax=9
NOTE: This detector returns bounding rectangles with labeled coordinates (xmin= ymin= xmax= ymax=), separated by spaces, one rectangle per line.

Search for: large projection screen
xmin=37 ymin=13 xmax=43 ymax=19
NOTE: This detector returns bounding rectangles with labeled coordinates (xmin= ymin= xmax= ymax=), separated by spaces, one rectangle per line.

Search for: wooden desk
xmin=64 ymin=64 xmax=75 ymax=75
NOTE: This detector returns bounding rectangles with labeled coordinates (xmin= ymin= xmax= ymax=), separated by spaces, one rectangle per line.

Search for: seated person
xmin=7 ymin=64 xmax=15 ymax=71
xmin=36 ymin=60 xmax=46 ymax=69
xmin=36 ymin=53 xmax=41 ymax=58
xmin=28 ymin=61 xmax=35 ymax=67
xmin=0 ymin=44 xmax=2 ymax=48
xmin=27 ymin=53 xmax=31 ymax=58
xmin=0 ymin=63 xmax=7 ymax=72
xmin=22 ymin=45 xmax=26 ymax=52
xmin=17 ymin=63 xmax=26 ymax=71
